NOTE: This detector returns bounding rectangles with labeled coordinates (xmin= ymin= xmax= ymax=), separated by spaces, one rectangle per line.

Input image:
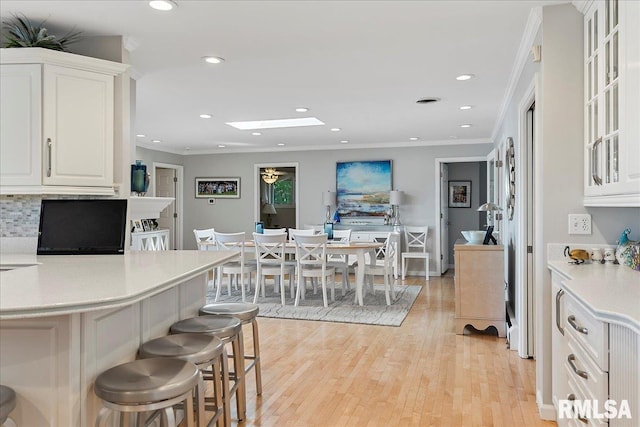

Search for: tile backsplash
xmin=0 ymin=195 xmax=42 ymax=237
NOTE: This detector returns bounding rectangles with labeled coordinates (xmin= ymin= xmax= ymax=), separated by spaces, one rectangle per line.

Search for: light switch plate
xmin=568 ymin=213 xmax=591 ymax=235
xmin=208 ymin=199 xmax=216 ymax=205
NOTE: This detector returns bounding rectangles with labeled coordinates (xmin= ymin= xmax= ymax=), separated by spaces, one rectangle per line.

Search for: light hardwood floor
xmin=228 ymin=272 xmax=556 ymax=426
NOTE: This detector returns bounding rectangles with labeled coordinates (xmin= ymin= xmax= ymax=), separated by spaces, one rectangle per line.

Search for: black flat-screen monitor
xmin=37 ymin=199 xmax=128 ymax=255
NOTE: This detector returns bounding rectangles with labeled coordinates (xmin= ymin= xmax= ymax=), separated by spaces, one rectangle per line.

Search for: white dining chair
xmin=359 ymin=232 xmax=399 ymax=305
xmin=287 ymin=228 xmax=316 ymax=241
xmin=252 ymin=232 xmax=295 ymax=305
xmin=401 ymin=225 xmax=430 ymax=281
xmin=293 ymin=234 xmax=335 ymax=308
xmin=193 ymin=227 xmax=217 ymax=289
xmin=327 ymin=228 xmax=352 ymax=295
xmin=262 ymin=228 xmax=287 ymax=235
xmin=214 ymin=231 xmax=257 ymax=302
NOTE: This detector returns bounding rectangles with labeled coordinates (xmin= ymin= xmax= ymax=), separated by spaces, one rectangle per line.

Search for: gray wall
xmin=180 ymin=144 xmax=493 ymax=264
xmin=447 ymin=161 xmax=485 ymax=261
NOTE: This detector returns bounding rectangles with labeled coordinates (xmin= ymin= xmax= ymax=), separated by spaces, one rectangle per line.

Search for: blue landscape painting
xmin=336 ymin=160 xmax=392 ymax=217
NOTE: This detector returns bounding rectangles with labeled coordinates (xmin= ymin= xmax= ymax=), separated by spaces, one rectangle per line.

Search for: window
xmin=273 ymin=177 xmax=295 ymax=207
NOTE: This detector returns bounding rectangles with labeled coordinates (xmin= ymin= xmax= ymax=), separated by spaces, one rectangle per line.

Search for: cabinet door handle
xmin=555 ymin=289 xmax=565 ymax=335
xmin=567 ymin=354 xmax=589 ymax=379
xmin=591 ymin=137 xmax=603 ymax=186
xmin=567 ymin=394 xmax=589 ymax=423
xmin=567 ymin=315 xmax=588 ymax=334
xmin=46 ymin=138 xmax=52 ymax=177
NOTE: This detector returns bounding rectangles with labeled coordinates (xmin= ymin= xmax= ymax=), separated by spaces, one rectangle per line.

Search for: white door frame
xmin=254 ymin=162 xmax=300 ymax=227
xmin=434 ymin=156 xmax=487 ymax=275
xmin=152 ymin=162 xmax=184 ymax=250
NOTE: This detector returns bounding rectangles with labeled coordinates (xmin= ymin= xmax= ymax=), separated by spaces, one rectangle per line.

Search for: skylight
xmin=226 ymin=117 xmax=325 ymax=130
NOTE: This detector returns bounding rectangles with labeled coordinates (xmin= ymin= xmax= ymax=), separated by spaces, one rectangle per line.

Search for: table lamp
xmin=477 ymin=202 xmax=502 ymax=244
xmin=323 ymin=191 xmax=336 ymax=222
xmin=389 ymin=190 xmax=403 ymax=226
xmin=262 ymin=203 xmax=277 ymax=228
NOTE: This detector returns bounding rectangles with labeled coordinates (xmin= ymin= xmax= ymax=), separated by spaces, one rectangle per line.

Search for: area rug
xmin=206 ymin=283 xmax=421 ymax=327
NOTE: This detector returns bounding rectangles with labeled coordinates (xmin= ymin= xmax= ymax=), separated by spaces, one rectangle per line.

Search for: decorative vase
xmin=131 ymin=160 xmax=148 ymax=195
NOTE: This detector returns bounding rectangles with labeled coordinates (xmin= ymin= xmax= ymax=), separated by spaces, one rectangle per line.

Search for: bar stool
xmin=94 ymin=358 xmax=200 ymax=427
xmin=0 ymin=385 xmax=17 ymax=427
xmin=139 ymin=333 xmax=229 ymax=427
xmin=199 ymin=303 xmax=262 ymax=396
xmin=170 ymin=315 xmax=246 ymax=422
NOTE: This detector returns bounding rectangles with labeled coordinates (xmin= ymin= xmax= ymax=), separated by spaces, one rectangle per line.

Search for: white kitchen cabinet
xmin=0 ymin=48 xmax=127 ymax=195
xmin=552 ymin=271 xmax=569 ymax=427
xmin=582 ymin=0 xmax=640 ymax=206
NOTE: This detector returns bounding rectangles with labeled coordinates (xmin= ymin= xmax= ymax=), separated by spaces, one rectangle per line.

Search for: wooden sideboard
xmin=454 ymin=239 xmax=505 ymax=337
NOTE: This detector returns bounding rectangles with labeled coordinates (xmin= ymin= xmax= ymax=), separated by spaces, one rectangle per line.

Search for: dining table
xmin=206 ymin=240 xmax=384 ymax=306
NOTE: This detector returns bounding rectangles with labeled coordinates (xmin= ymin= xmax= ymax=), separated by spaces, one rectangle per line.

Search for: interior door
xmin=156 ymin=167 xmax=176 ymax=249
xmin=440 ymin=163 xmax=449 ymax=274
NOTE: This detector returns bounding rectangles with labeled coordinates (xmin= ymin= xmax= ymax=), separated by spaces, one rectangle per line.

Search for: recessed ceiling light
xmin=460 ymin=124 xmax=472 ymax=128
xmin=203 ymin=56 xmax=224 ymax=64
xmin=330 ymin=128 xmax=341 ymax=132
xmin=456 ymin=74 xmax=475 ymax=81
xmin=251 ymin=132 xmax=262 ymax=136
xmin=218 ymin=144 xmax=226 ymax=148
xmin=149 ymin=0 xmax=177 ymax=11
xmin=449 ymin=136 xmax=458 ymax=139
xmin=295 ymin=107 xmax=309 ymax=112
xmin=277 ymin=143 xmax=285 ymax=146
xmin=199 ymin=114 xmax=212 ymax=119
xmin=136 ymin=134 xmax=145 ymax=138
xmin=409 ymin=137 xmax=418 ymax=141
xmin=340 ymin=140 xmax=349 ymax=144
xmin=459 ymin=105 xmax=472 ymax=110
xmin=226 ymin=117 xmax=324 ymax=130
xmin=152 ymin=139 xmax=161 ymax=142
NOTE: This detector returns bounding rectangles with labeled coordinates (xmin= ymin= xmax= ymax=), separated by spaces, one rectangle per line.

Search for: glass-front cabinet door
xmin=583 ymin=0 xmax=640 ymax=206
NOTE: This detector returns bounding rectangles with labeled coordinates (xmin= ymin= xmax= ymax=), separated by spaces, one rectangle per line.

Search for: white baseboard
xmin=536 ymin=390 xmax=557 ymax=421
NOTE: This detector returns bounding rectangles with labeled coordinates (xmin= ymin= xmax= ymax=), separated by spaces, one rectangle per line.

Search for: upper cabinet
xmin=583 ymin=0 xmax=640 ymax=206
xmin=0 ymin=48 xmax=127 ymax=195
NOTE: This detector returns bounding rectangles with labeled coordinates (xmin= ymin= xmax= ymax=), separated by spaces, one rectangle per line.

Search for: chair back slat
xmin=293 ymin=234 xmax=328 ymax=268
xmin=404 ymin=226 xmax=429 ymax=253
xmin=253 ymin=232 xmax=287 ymax=265
xmin=193 ymin=227 xmax=215 ymax=250
xmin=288 ymin=228 xmax=317 ymax=242
xmin=214 ymin=231 xmax=247 ymax=260
xmin=328 ymin=229 xmax=351 ymax=262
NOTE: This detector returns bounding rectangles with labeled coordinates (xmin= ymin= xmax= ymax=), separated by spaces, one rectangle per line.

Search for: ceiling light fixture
xmin=340 ymin=140 xmax=349 ymax=144
xmin=136 ymin=134 xmax=145 ymax=138
xmin=277 ymin=143 xmax=285 ymax=146
xmin=459 ymin=105 xmax=472 ymax=110
xmin=409 ymin=137 xmax=418 ymax=141
xmin=152 ymin=139 xmax=161 ymax=142
xmin=252 ymin=132 xmax=262 ymax=136
xmin=218 ymin=144 xmax=226 ymax=148
xmin=460 ymin=124 xmax=472 ymax=128
xmin=149 ymin=0 xmax=177 ymax=11
xmin=330 ymin=128 xmax=341 ymax=132
xmin=261 ymin=168 xmax=282 ymax=184
xmin=226 ymin=117 xmax=324 ymax=130
xmin=199 ymin=114 xmax=212 ymax=119
xmin=456 ymin=74 xmax=475 ymax=81
xmin=295 ymin=107 xmax=309 ymax=112
xmin=203 ymin=56 xmax=224 ymax=64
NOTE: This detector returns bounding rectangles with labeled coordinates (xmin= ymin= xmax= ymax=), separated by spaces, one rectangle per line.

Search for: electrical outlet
xmin=568 ymin=213 xmax=592 ymax=235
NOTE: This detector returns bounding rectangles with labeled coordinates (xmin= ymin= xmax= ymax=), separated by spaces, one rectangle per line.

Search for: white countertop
xmin=0 ymin=251 xmax=237 ymax=319
xmin=548 ymin=259 xmax=640 ymax=333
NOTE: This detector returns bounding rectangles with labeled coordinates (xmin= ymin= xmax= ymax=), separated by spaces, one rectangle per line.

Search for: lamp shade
xmin=389 ymin=190 xmax=403 ymax=206
xmin=262 ymin=203 xmax=277 ymax=215
xmin=477 ymin=202 xmax=502 ymax=212
xmin=323 ymin=191 xmax=336 ymax=206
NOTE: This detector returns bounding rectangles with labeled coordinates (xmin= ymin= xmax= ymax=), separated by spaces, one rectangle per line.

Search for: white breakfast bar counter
xmin=0 ymin=250 xmax=237 ymax=426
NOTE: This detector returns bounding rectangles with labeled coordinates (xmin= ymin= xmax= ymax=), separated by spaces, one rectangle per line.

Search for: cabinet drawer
xmin=565 ymin=294 xmax=609 ymax=371
xmin=566 ymin=375 xmax=608 ymax=427
xmin=565 ymin=332 xmax=608 ymax=402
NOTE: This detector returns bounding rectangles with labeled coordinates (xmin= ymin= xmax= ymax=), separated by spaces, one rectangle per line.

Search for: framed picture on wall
xmin=195 ymin=177 xmax=240 ymax=198
xmin=448 ymin=180 xmax=471 ymax=208
xmin=336 ymin=160 xmax=392 ymax=219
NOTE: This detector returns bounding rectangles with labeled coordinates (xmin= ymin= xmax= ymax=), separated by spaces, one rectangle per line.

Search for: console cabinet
xmin=0 ymin=48 xmax=127 ymax=195
xmin=454 ymin=240 xmax=505 ymax=337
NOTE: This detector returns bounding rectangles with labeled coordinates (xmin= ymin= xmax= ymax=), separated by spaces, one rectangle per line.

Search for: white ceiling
xmin=1 ymin=1 xmax=566 ymax=154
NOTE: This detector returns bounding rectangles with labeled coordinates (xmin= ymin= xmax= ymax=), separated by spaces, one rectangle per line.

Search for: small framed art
xmin=448 ymin=180 xmax=471 ymax=208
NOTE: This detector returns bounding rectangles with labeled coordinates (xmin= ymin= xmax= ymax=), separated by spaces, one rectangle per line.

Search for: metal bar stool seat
xmin=94 ymin=358 xmax=200 ymax=427
xmin=170 ymin=315 xmax=246 ymax=422
xmin=139 ymin=333 xmax=229 ymax=427
xmin=199 ymin=303 xmax=262 ymax=396
xmin=0 ymin=385 xmax=17 ymax=427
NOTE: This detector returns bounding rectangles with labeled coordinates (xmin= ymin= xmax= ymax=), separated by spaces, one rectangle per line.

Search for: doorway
xmin=254 ymin=163 xmax=299 ymax=229
xmin=153 ymin=163 xmax=183 ymax=250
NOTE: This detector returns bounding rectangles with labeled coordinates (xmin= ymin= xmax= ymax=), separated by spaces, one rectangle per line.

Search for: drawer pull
xmin=567 ymin=354 xmax=589 ymax=380
xmin=567 ymin=394 xmax=589 ymax=424
xmin=46 ymin=138 xmax=52 ymax=177
xmin=567 ymin=315 xmax=588 ymax=334
xmin=555 ymin=289 xmax=565 ymax=335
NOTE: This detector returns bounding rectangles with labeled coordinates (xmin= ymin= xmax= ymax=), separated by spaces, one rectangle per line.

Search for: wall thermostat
xmin=208 ymin=199 xmax=215 ymax=205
